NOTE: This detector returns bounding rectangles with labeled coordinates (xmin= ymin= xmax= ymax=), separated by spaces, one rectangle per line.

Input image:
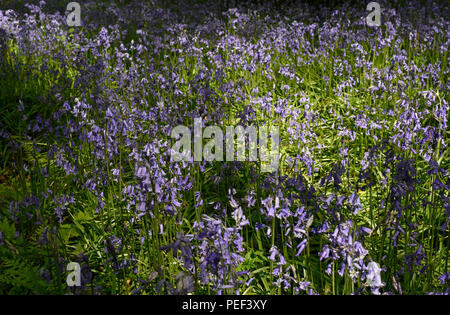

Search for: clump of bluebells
xmin=0 ymin=0 xmax=448 ymax=295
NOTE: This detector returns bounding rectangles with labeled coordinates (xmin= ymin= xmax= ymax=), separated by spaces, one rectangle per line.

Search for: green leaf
xmin=0 ymin=217 xmax=16 ymax=239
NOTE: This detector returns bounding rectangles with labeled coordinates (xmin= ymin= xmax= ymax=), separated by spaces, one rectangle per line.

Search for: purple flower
xmin=366 ymin=262 xmax=384 ymax=295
